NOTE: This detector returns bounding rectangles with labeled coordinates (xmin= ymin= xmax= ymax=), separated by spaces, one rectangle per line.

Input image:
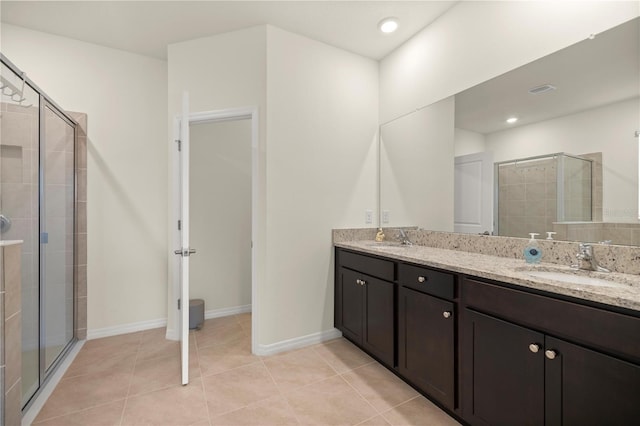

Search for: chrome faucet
xmin=396 ymin=229 xmax=413 ymax=246
xmin=573 ymin=243 xmax=610 ymax=272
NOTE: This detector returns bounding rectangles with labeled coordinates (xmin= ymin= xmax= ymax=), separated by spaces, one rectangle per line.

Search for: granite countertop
xmin=335 ymin=240 xmax=640 ymax=313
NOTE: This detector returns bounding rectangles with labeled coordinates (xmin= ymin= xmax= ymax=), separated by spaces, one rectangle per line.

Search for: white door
xmin=174 ymin=92 xmax=193 ymax=385
xmin=454 ymin=151 xmax=494 ymax=234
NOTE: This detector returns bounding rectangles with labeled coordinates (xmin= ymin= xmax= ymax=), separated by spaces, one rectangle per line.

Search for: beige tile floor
xmin=31 ymin=313 xmax=461 ymax=426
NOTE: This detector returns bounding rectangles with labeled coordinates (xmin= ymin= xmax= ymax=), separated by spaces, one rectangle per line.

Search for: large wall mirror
xmin=380 ymin=16 xmax=640 ymax=246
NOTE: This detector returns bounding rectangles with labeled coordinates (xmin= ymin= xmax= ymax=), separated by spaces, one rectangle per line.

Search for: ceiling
xmin=0 ymin=1 xmax=458 ymax=60
xmin=455 ymin=17 xmax=640 ymax=135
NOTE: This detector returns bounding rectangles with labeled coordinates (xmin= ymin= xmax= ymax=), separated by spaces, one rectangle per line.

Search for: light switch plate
xmin=365 ymin=210 xmax=373 ymax=224
xmin=382 ymin=210 xmax=390 ymax=224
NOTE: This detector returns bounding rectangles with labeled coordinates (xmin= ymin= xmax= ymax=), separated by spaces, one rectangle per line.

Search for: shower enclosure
xmin=0 ymin=54 xmax=77 ymax=409
xmin=495 ymin=152 xmax=593 ymax=238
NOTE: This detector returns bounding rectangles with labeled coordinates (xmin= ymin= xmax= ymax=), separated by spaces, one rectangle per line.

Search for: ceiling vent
xmin=528 ymin=84 xmax=557 ymax=95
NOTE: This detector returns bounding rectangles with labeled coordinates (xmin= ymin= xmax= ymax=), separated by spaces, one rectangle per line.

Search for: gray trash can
xmin=189 ymin=299 xmax=204 ymax=330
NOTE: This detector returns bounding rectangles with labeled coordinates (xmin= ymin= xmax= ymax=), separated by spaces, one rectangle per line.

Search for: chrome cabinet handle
xmin=442 ymin=311 xmax=451 ymax=319
xmin=174 ymin=248 xmax=197 ymax=256
xmin=418 ymin=276 xmax=426 ymax=283
xmin=355 ymin=279 xmax=366 ymax=286
xmin=529 ymin=344 xmax=540 ymax=353
xmin=545 ymin=349 xmax=558 ymax=360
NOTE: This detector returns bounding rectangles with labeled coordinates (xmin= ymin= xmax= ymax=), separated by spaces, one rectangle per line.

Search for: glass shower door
xmin=41 ymin=102 xmax=75 ymax=371
xmin=0 ymin=61 xmax=41 ymax=405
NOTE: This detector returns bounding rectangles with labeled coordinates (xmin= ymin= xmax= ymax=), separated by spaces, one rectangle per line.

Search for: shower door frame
xmin=39 ymin=98 xmax=77 ymax=382
xmin=0 ymin=54 xmax=79 ymax=411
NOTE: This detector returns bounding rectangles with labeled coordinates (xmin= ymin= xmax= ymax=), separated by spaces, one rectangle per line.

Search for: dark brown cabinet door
xmin=463 ymin=310 xmax=544 ymax=426
xmin=545 ymin=336 xmax=640 ymax=426
xmin=339 ymin=267 xmax=364 ymax=344
xmin=398 ymin=286 xmax=455 ymax=409
xmin=362 ymin=275 xmax=395 ymax=367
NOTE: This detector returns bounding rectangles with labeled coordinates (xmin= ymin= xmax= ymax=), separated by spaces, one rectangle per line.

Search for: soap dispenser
xmin=524 ymin=233 xmax=542 ymax=264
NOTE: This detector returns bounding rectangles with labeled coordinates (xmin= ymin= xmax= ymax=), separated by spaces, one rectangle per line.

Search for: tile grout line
xmin=28 ymin=398 xmax=128 ymax=426
xmin=193 ymin=327 xmax=214 ymax=426
xmin=309 ymin=340 xmax=379 ymax=411
xmin=118 ymin=334 xmax=145 ymax=425
xmin=337 ymin=371 xmax=382 ymax=419
xmin=340 ymin=364 xmax=424 ymax=419
xmin=260 ymin=357 xmax=302 ymax=425
xmin=377 ymin=395 xmax=429 ymax=425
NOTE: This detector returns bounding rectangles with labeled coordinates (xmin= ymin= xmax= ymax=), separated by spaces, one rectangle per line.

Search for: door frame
xmin=454 ymin=151 xmax=494 ymax=235
xmin=170 ymin=106 xmax=259 ymax=355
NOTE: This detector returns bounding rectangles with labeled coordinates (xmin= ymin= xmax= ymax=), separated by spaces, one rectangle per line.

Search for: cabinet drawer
xmin=339 ymin=249 xmax=394 ymax=281
xmin=463 ymin=277 xmax=640 ymax=363
xmin=399 ymin=263 xmax=455 ymax=300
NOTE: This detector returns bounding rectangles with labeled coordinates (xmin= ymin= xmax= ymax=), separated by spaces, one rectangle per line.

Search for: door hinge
xmin=178 ymin=220 xmax=181 ymax=230
xmin=175 ymin=139 xmax=182 ymax=151
xmin=178 ymin=299 xmax=181 ymax=310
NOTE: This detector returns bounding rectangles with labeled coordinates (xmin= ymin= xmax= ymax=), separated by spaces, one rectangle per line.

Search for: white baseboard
xmin=93 ymin=307 xmax=338 ymax=359
xmin=205 ymin=304 xmax=252 ymax=320
xmin=165 ymin=304 xmax=253 ymax=341
xmin=256 ymin=328 xmax=342 ymax=356
xmin=87 ymin=318 xmax=167 ymax=340
xmin=166 ymin=327 xmax=178 ymax=341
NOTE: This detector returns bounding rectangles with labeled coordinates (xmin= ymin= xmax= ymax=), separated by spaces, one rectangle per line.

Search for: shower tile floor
xmin=31 ymin=313 xmax=461 ymax=425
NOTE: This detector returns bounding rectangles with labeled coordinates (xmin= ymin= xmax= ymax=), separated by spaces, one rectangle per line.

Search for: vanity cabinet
xmin=335 ymin=250 xmax=395 ymax=367
xmin=398 ymin=264 xmax=456 ymax=410
xmin=335 ymin=245 xmax=640 ymax=425
xmin=462 ymin=277 xmax=640 ymax=426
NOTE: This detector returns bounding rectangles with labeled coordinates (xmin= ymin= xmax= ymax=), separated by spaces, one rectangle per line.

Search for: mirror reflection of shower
xmin=495 ymin=152 xmax=597 ymax=238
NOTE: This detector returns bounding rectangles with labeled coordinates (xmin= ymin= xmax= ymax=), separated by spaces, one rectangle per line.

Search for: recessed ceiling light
xmin=506 ymin=117 xmax=518 ymax=124
xmin=378 ymin=17 xmax=399 ymax=34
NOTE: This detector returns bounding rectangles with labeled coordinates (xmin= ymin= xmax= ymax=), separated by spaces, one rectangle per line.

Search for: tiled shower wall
xmin=1 ymin=243 xmax=23 ymax=426
xmin=497 ymin=158 xmax=558 ymax=238
xmin=0 ymin=104 xmax=87 ymax=343
xmin=69 ymin=111 xmax=87 ymax=340
xmin=0 ymin=101 xmax=40 ymax=362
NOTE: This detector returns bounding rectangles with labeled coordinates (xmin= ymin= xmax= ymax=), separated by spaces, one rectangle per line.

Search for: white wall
xmin=264 ymin=26 xmax=378 ymax=346
xmin=380 ymin=1 xmax=639 ymax=123
xmin=380 ymin=97 xmax=455 ymax=230
xmin=168 ymin=25 xmax=378 ymax=348
xmin=1 ymin=24 xmax=169 ymax=334
xmin=190 ymin=119 xmax=252 ymax=313
xmin=454 ymin=128 xmax=486 ymax=157
xmin=485 ymin=98 xmax=639 ymax=223
xmin=167 ymin=26 xmax=267 ymax=340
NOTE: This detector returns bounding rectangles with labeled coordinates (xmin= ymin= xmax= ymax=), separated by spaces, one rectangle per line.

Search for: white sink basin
xmin=524 ymin=270 xmax=627 ymax=288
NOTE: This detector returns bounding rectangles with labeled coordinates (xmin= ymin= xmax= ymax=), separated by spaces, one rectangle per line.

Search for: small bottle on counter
xmin=375 ymin=228 xmax=385 ymax=242
xmin=524 ymin=233 xmax=542 ymax=264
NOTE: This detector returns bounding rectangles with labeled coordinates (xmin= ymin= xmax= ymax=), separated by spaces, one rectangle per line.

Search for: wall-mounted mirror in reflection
xmin=380 ymin=16 xmax=640 ymax=246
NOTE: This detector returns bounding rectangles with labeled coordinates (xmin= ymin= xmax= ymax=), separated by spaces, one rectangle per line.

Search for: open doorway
xmin=190 ymin=118 xmax=252 ymax=320
xmin=171 ymin=106 xmax=259 ymax=384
